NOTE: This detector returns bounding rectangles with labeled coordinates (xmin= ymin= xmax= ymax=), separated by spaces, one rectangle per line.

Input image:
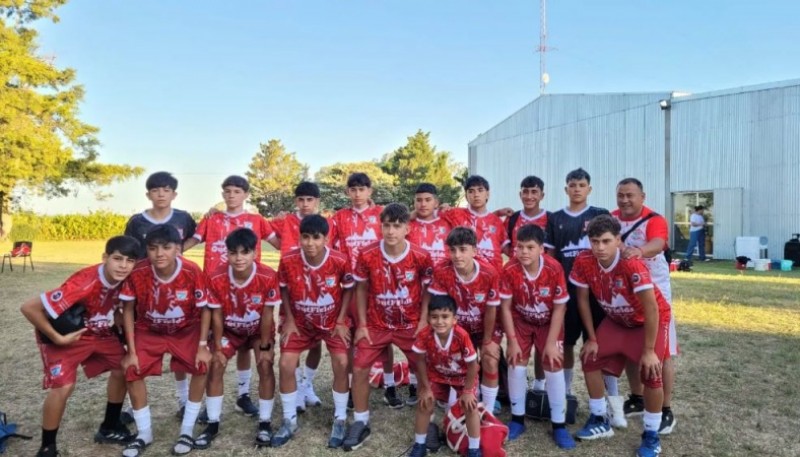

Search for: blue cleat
xmin=466 ymin=448 xmax=483 ymax=457
xmin=575 ymin=414 xmax=614 ymax=441
xmin=552 ymin=427 xmax=576 ymax=449
xmin=636 ymin=430 xmax=661 ymax=457
xmin=407 ymin=442 xmax=427 ymax=457
xmin=507 ymin=421 xmax=526 ymax=441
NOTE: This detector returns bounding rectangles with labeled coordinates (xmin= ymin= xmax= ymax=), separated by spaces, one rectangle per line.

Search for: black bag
xmin=620 ymin=212 xmax=672 ymax=262
xmin=525 ymin=390 xmax=578 ymax=424
xmin=38 ymin=304 xmax=86 ymax=345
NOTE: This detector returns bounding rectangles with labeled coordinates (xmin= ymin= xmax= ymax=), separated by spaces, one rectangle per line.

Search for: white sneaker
xmin=303 ymin=380 xmax=322 ymax=407
xmin=607 ymin=395 xmax=628 ymax=429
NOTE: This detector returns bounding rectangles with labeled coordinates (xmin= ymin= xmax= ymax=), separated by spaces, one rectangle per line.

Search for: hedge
xmin=9 ymin=211 xmax=131 ymax=241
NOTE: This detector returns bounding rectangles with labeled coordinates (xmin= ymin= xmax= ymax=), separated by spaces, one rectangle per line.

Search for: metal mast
xmin=537 ymin=0 xmax=550 ymax=94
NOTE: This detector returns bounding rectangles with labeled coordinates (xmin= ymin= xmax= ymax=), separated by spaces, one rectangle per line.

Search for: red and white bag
xmin=444 ymin=402 xmax=508 ymax=457
xmin=368 ymin=361 xmax=410 ymax=388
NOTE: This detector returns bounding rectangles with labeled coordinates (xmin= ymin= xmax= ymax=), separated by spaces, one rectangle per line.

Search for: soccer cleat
xmin=466 ymin=448 xmax=483 ymax=457
xmin=606 ymin=395 xmax=628 ymax=428
xmin=575 ymin=414 xmax=614 ymax=441
xmin=35 ymin=445 xmax=59 ymax=457
xmin=120 ymin=407 xmax=135 ymax=426
xmin=552 ymin=427 xmax=576 ymax=450
xmin=408 ymin=442 xmax=428 ymax=457
xmin=171 ymin=434 xmax=195 ymax=456
xmin=271 ymin=419 xmax=299 ymax=448
xmin=658 ymin=409 xmax=676 ymax=435
xmin=406 ymin=384 xmax=419 ymax=406
xmin=327 ymin=419 xmax=347 ymax=448
xmin=235 ymin=394 xmax=259 ymax=417
xmin=425 ymin=422 xmax=441 ymax=453
xmin=342 ymin=420 xmax=371 ymax=451
xmin=255 ymin=421 xmax=272 ymax=447
xmin=193 ymin=423 xmax=219 ymax=450
xmin=197 ymin=407 xmax=209 ymax=424
xmin=636 ymin=430 xmax=662 ymax=457
xmin=624 ymin=394 xmax=645 ymax=417
xmin=383 ymin=386 xmax=404 ymax=409
xmin=303 ymin=381 xmax=322 ymax=407
xmin=507 ymin=420 xmax=526 ymax=441
xmin=94 ymin=424 xmax=135 ymax=444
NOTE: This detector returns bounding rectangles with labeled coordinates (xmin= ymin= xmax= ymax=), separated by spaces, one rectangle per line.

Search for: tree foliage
xmin=315 ymin=161 xmax=398 ymax=210
xmin=0 ymin=0 xmax=143 ymax=210
xmin=245 ymin=139 xmax=309 ymax=216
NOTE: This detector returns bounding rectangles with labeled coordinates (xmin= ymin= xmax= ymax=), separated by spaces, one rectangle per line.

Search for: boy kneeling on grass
xmin=569 ymin=215 xmax=671 ymax=457
xmin=21 ymin=236 xmax=141 ymax=457
xmin=408 ymin=294 xmax=481 ymax=457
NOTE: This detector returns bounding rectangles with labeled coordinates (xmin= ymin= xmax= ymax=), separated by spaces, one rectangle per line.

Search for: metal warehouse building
xmin=468 ymin=79 xmax=800 ymax=260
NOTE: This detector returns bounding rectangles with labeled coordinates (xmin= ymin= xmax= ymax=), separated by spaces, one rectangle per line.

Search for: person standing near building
xmin=684 ymin=206 xmax=708 ymax=261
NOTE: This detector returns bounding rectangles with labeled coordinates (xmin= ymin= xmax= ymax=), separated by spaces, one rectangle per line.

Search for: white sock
xmin=304 ymin=366 xmax=317 ymax=384
xmin=563 ymin=369 xmax=574 ymax=396
xmin=604 ymin=375 xmax=619 ymax=396
xmin=468 ymin=436 xmax=480 ymax=449
xmin=180 ymin=401 xmax=201 ymax=436
xmin=448 ymin=387 xmax=457 ymax=407
xmin=333 ymin=390 xmax=349 ymax=421
xmin=238 ymin=370 xmax=251 ymax=397
xmin=480 ymin=385 xmax=499 ymax=411
xmin=383 ymin=371 xmax=395 ymax=387
xmin=259 ymin=398 xmax=274 ymax=422
xmin=588 ymin=398 xmax=607 ymax=417
xmin=409 ymin=373 xmax=417 ymax=386
xmin=354 ymin=410 xmax=370 ymax=425
xmin=132 ymin=406 xmax=153 ymax=443
xmin=175 ymin=379 xmax=189 ymax=406
xmin=545 ymin=370 xmax=566 ymax=424
xmin=295 ymin=367 xmax=304 ymax=386
xmin=643 ymin=411 xmax=662 ymax=432
xmin=415 ymin=433 xmax=426 ymax=444
xmin=206 ymin=396 xmax=223 ymax=423
xmin=508 ymin=366 xmax=527 ymax=416
xmin=280 ymin=391 xmax=298 ymax=423
xmin=532 ymin=378 xmax=546 ymax=391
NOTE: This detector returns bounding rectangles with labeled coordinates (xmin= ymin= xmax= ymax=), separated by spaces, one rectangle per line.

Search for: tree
xmin=315 ymin=161 xmax=398 ymax=210
xmin=0 ymin=1 xmax=142 ymax=211
xmin=245 ymin=139 xmax=309 ymax=216
xmin=379 ymin=130 xmax=464 ymax=206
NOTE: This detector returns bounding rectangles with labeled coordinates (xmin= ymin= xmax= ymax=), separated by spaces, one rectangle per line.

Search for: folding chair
xmin=1 ymin=241 xmax=34 ymax=273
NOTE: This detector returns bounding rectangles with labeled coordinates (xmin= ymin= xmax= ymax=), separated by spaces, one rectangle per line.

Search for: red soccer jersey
xmin=330 ymin=206 xmax=383 ymax=271
xmin=568 ymin=250 xmax=671 ymax=328
xmin=353 ymin=241 xmax=434 ymax=331
xmin=119 ymin=257 xmax=214 ymax=334
xmin=207 ymin=262 xmax=281 ymax=336
xmin=40 ymin=264 xmax=123 ymax=340
xmin=270 ymin=212 xmax=334 ymax=257
xmin=428 ymin=258 xmax=501 ymax=335
xmin=408 ymin=215 xmax=452 ymax=266
xmin=278 ymin=247 xmax=355 ymax=331
xmin=193 ymin=211 xmax=275 ymax=272
xmin=500 ymin=255 xmax=569 ymax=326
xmin=506 ymin=209 xmax=549 ymax=253
xmin=441 ymin=208 xmax=508 ymax=270
xmin=412 ymin=325 xmax=477 ymax=386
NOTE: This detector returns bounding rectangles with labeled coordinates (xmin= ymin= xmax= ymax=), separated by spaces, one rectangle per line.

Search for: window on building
xmin=672 ymin=192 xmax=714 ymax=257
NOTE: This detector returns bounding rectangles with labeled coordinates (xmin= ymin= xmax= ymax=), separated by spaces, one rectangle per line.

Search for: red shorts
xmin=430 ymin=381 xmax=478 ymax=403
xmin=126 ymin=326 xmax=207 ymax=382
xmin=38 ymin=337 xmax=125 ymax=389
xmin=582 ymin=318 xmax=670 ymax=389
xmin=353 ymin=327 xmax=416 ymax=369
xmin=281 ymin=326 xmax=349 ymax=354
xmin=515 ymin=321 xmax=564 ymax=370
xmin=468 ymin=328 xmax=503 ymax=350
xmin=212 ymin=330 xmax=263 ymax=360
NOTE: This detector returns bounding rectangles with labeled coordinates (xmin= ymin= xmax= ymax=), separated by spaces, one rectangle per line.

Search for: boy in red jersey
xmin=195 ymin=228 xmax=281 ymax=449
xmin=407 ymin=295 xmax=481 ymax=457
xmin=570 ymin=215 xmax=670 ymax=457
xmin=427 ymin=227 xmax=503 ymax=416
xmin=408 ymin=183 xmax=452 ymax=266
xmin=273 ymin=215 xmax=354 ymax=448
xmin=20 ymin=236 xmax=141 ymax=457
xmin=118 ymin=225 xmax=215 ymax=457
xmin=184 ymin=175 xmax=277 ymax=417
xmin=499 ymin=225 xmax=575 ymax=449
xmin=343 ymin=203 xmax=434 ymax=451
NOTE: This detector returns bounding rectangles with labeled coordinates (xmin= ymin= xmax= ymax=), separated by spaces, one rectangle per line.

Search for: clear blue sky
xmin=24 ymin=0 xmax=800 ymax=214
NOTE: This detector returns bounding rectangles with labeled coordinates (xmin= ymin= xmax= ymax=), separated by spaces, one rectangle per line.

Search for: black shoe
xmin=342 ymin=421 xmax=371 ymax=451
xmin=94 ymin=424 xmax=135 ymax=444
xmin=383 ymin=386 xmax=404 ymax=409
xmin=194 ymin=422 xmax=219 ymax=450
xmin=406 ymin=384 xmax=419 ymax=406
xmin=235 ymin=394 xmax=259 ymax=417
xmin=120 ymin=408 xmax=135 ymax=426
xmin=197 ymin=407 xmax=209 ymax=424
xmin=659 ymin=408 xmax=676 ymax=435
xmin=255 ymin=421 xmax=272 ymax=447
xmin=425 ymin=422 xmax=441 ymax=453
xmin=624 ymin=394 xmax=645 ymax=417
xmin=36 ymin=445 xmax=59 ymax=457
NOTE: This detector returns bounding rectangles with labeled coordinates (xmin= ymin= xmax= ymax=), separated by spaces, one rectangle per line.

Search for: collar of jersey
xmin=434 ymin=327 xmax=455 ymax=351
xmin=141 ymin=208 xmax=174 ymax=224
xmin=301 ymin=247 xmax=330 ymax=270
xmin=97 ymin=264 xmax=119 ymax=289
xmin=380 ymin=240 xmax=410 ymax=263
xmin=520 ymin=209 xmax=546 ymax=221
xmin=563 ymin=206 xmax=590 ymax=218
xmin=151 ymin=256 xmax=183 ymax=284
xmin=598 ymin=249 xmax=621 ymax=273
xmin=229 ymin=264 xmax=257 ymax=289
xmin=468 ymin=207 xmax=489 ymax=217
xmin=522 ymin=255 xmax=545 ymax=281
xmin=455 ymin=260 xmax=480 ymax=284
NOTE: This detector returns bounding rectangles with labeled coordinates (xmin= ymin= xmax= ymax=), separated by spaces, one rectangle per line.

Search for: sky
xmin=21 ymin=0 xmax=800 ymax=214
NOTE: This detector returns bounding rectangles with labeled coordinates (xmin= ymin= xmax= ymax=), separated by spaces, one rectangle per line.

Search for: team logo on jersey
xmin=405 ymin=270 xmax=416 ymax=281
xmin=325 ymin=276 xmax=336 ymax=287
xmin=439 ymin=227 xmax=446 ymax=234
xmin=489 ymin=226 xmax=496 ymax=234
xmin=177 ymin=229 xmax=184 ymax=238
xmin=474 ymin=293 xmax=485 ymax=303
xmin=614 ymin=278 xmax=624 ymax=289
xmin=251 ymin=294 xmax=262 ymax=304
xmin=50 ymin=364 xmax=62 ymax=377
xmin=50 ymin=291 xmax=63 ymax=302
xmin=343 ymin=273 xmax=354 ymax=283
xmin=555 ymin=286 xmax=563 ymax=296
xmin=631 ymin=273 xmax=641 ymax=284
xmin=368 ymin=216 xmax=377 ymax=224
xmin=221 ymin=337 xmax=229 ymax=348
xmin=244 ymin=221 xmax=253 ymax=229
xmin=488 ymin=289 xmax=497 ymax=299
xmin=540 ymin=287 xmax=550 ymax=297
xmin=267 ymin=289 xmax=277 ymax=299
xmin=176 ymin=290 xmax=188 ymax=300
xmin=195 ymin=290 xmax=205 ymax=300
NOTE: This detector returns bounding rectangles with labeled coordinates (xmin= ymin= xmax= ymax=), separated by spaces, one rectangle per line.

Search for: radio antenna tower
xmin=537 ymin=0 xmax=552 ymax=94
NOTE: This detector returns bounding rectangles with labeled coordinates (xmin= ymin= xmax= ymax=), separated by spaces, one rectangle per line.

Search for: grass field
xmin=1 ymin=241 xmax=799 ymax=456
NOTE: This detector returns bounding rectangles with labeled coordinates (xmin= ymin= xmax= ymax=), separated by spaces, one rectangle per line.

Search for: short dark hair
xmin=145 ymin=224 xmax=182 ymax=247
xmin=464 ymin=175 xmax=490 ymax=191
xmin=516 ymin=224 xmax=545 ymax=245
xmin=106 ymin=235 xmax=141 ymax=259
xmin=415 ymin=183 xmax=438 ymax=195
xmin=520 ymin=175 xmax=545 ymax=190
xmin=380 ymin=203 xmax=410 ymax=224
xmin=428 ymin=294 xmax=457 ymax=315
xmin=299 ymin=214 xmax=330 ymax=236
xmin=587 ymin=214 xmax=621 ymax=238
xmin=295 ymin=181 xmax=321 ymax=198
xmin=221 ymin=175 xmax=250 ymax=192
xmin=446 ymin=226 xmax=477 ymax=247
xmin=347 ymin=172 xmax=372 ymax=188
xmin=225 ymin=228 xmax=258 ymax=252
xmin=146 ymin=171 xmax=178 ymax=191
xmin=566 ymin=168 xmax=591 ymax=184
xmin=695 ymin=205 xmax=705 ymax=211
xmin=617 ymin=177 xmax=643 ymax=191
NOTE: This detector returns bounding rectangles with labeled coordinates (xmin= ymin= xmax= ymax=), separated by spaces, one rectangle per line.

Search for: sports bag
xmin=444 ymin=401 xmax=508 ymax=457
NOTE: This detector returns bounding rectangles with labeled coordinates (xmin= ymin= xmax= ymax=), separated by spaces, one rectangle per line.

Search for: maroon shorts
xmin=515 ymin=321 xmax=564 ymax=370
xmin=430 ymin=381 xmax=478 ymax=403
xmin=581 ymin=318 xmax=670 ymax=389
xmin=353 ymin=327 xmax=416 ymax=369
xmin=212 ymin=330 xmax=263 ymax=360
xmin=39 ymin=337 xmax=125 ymax=389
xmin=468 ymin=327 xmax=503 ymax=349
xmin=281 ymin=326 xmax=349 ymax=354
xmin=126 ymin=326 xmax=206 ymax=381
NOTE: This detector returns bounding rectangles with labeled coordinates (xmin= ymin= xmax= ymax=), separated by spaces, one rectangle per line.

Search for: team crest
xmin=405 ymin=270 xmax=416 ymax=281
xmin=540 ymin=287 xmax=550 ymax=297
xmin=555 ymin=286 xmax=563 ymax=296
xmin=221 ymin=337 xmax=229 ymax=348
xmin=614 ymin=278 xmax=624 ymax=289
xmin=489 ymin=226 xmax=496 ymax=234
xmin=631 ymin=273 xmax=641 ymax=284
xmin=195 ymin=290 xmax=205 ymax=300
xmin=244 ymin=221 xmax=253 ymax=229
xmin=489 ymin=289 xmax=497 ymax=299
xmin=251 ymin=294 xmax=262 ymax=304
xmin=325 ymin=276 xmax=337 ymax=287
xmin=439 ymin=227 xmax=446 ymax=234
xmin=50 ymin=291 xmax=63 ymax=302
xmin=368 ymin=216 xmax=377 ymax=224
xmin=474 ymin=293 xmax=486 ymax=303
xmin=176 ymin=290 xmax=188 ymax=300
xmin=177 ymin=228 xmax=184 ymax=238
xmin=50 ymin=364 xmax=62 ymax=377
xmin=268 ymin=289 xmax=277 ymax=299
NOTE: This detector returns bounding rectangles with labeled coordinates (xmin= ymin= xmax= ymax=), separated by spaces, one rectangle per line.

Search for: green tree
xmin=379 ymin=130 xmax=464 ymax=206
xmin=315 ymin=161 xmax=398 ymax=210
xmin=0 ymin=0 xmax=142 ymax=211
xmin=245 ymin=139 xmax=309 ymax=216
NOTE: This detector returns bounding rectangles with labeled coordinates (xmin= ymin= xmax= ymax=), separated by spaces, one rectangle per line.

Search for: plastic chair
xmin=1 ymin=241 xmax=34 ymax=273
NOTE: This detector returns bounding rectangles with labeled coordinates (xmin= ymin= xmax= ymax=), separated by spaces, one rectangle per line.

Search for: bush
xmin=9 ymin=211 xmax=130 ymax=241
